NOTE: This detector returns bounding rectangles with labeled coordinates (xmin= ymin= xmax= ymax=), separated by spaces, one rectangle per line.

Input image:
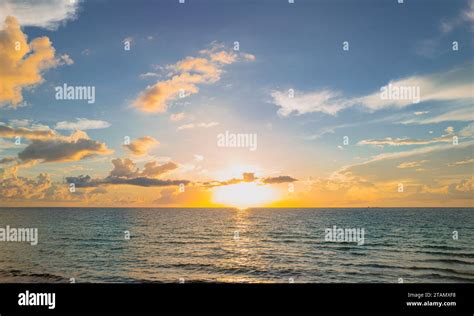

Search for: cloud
xmin=0 ymin=156 xmax=16 ymax=164
xmin=0 ymin=172 xmax=108 ymax=202
xmin=133 ymin=72 xmax=201 ymax=113
xmin=6 ymin=119 xmax=50 ymax=131
xmin=414 ymin=111 xmax=429 ymax=116
xmin=17 ymin=130 xmax=113 ymax=163
xmin=397 ymin=160 xmax=429 ymax=169
xmin=109 ymin=158 xmax=177 ymax=179
xmin=271 ymin=66 xmax=473 ymax=116
xmin=133 ymin=43 xmax=254 ymax=113
xmin=193 ymin=154 xmax=204 ymax=161
xmin=0 ymin=173 xmax=53 ymax=200
xmin=416 ymin=1 xmax=474 ymax=57
xmin=271 ymin=89 xmax=350 ymax=116
xmin=139 ymin=72 xmax=160 ymax=79
xmin=170 ymin=112 xmax=185 ymax=122
xmin=448 ymin=158 xmax=474 ymax=167
xmin=66 ymin=174 xmax=187 ymax=188
xmin=0 ymin=124 xmax=56 ymax=140
xmin=242 ymin=172 xmax=256 ymax=182
xmin=108 ymin=158 xmax=138 ymax=178
xmin=345 ymin=140 xmax=474 ymax=173
xmin=209 ymin=51 xmax=237 ymax=64
xmin=153 ymin=186 xmax=212 ymax=206
xmin=358 ymin=125 xmax=470 ymax=147
xmin=54 ymin=118 xmax=111 ymax=130
xmin=123 ymin=136 xmax=159 ymax=156
xmin=66 ymin=158 xmax=187 ymax=188
xmin=141 ymin=161 xmax=178 ymax=177
xmin=0 ymin=16 xmax=63 ymax=107
xmin=0 ymin=158 xmax=38 ymax=177
xmin=0 ymin=121 xmax=114 ymax=147
xmin=103 ymin=177 xmax=186 ymax=187
xmin=359 ymin=67 xmax=473 ymax=111
xmin=262 ymin=175 xmax=297 ymax=184
xmin=195 ymin=122 xmax=219 ymax=128
xmin=283 ymin=140 xmax=474 ymax=207
xmin=400 ymin=106 xmax=473 ymax=125
xmin=0 ymin=0 xmax=81 ymax=30
xmin=451 ymin=176 xmax=474 ymax=192
xmin=59 ymin=53 xmax=74 ymax=65
xmin=440 ymin=0 xmax=474 ymax=33
xmin=242 ymin=53 xmax=256 ymax=61
xmin=358 ymin=136 xmax=452 ymax=146
xmin=202 ymin=172 xmax=297 ymax=187
xmin=122 ymin=37 xmax=133 ymax=45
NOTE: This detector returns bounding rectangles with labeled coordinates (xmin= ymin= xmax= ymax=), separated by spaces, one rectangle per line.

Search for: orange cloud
xmin=123 ymin=136 xmax=159 ymax=156
xmin=0 ymin=124 xmax=56 ymax=140
xmin=0 ymin=16 xmax=62 ymax=107
xmin=133 ymin=43 xmax=254 ymax=113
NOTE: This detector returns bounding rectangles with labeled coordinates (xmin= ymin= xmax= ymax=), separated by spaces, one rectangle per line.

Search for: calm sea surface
xmin=0 ymin=208 xmax=472 ymax=283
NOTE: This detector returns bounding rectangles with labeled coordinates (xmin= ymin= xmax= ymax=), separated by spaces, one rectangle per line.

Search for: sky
xmin=0 ymin=0 xmax=473 ymax=207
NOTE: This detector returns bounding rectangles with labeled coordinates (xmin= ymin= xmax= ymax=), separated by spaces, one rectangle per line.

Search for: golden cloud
xmin=133 ymin=43 xmax=254 ymax=113
xmin=0 ymin=124 xmax=56 ymax=140
xmin=123 ymin=136 xmax=159 ymax=156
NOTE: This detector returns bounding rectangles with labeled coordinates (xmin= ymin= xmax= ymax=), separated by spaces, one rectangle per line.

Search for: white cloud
xmin=357 ymin=140 xmax=474 ymax=165
xmin=401 ymin=106 xmax=473 ymax=125
xmin=0 ymin=0 xmax=81 ymax=30
xmin=242 ymin=53 xmax=256 ymax=61
xmin=178 ymin=122 xmax=219 ymax=130
xmin=60 ymin=54 xmax=74 ymax=65
xmin=169 ymin=112 xmax=185 ymax=122
xmin=358 ymin=67 xmax=473 ymax=111
xmin=123 ymin=136 xmax=159 ymax=156
xmin=194 ymin=154 xmax=204 ymax=161
xmin=133 ymin=42 xmax=255 ymax=113
xmin=414 ymin=111 xmax=429 ymax=116
xmin=397 ymin=160 xmax=429 ymax=169
xmin=271 ymin=89 xmax=351 ymax=116
xmin=139 ymin=72 xmax=160 ymax=79
xmin=440 ymin=0 xmax=474 ymax=33
xmin=271 ymin=66 xmax=473 ymax=117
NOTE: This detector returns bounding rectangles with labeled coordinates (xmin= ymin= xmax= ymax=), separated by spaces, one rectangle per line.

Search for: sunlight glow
xmin=212 ymin=182 xmax=278 ymax=209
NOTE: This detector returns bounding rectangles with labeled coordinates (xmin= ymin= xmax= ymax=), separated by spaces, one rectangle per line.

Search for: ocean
xmin=0 ymin=208 xmax=472 ymax=283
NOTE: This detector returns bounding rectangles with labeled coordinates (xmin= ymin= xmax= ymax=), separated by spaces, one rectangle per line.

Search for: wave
xmin=0 ymin=269 xmax=67 ymax=283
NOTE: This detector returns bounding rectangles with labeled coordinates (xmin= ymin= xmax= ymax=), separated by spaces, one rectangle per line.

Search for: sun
xmin=212 ymin=182 xmax=277 ymax=209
